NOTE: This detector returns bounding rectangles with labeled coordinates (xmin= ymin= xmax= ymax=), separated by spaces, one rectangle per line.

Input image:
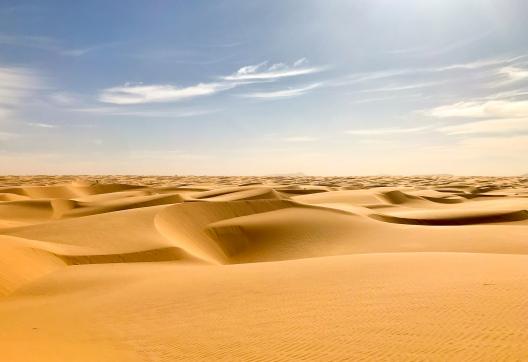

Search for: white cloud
xmin=268 ymin=62 xmax=287 ymax=71
xmin=334 ymin=69 xmax=412 ymax=86
xmin=0 ymin=33 xmax=113 ymax=57
xmin=99 ymin=58 xmax=323 ymax=104
xmin=432 ymin=56 xmax=523 ymax=72
xmin=60 ymin=48 xmax=91 ymax=57
xmin=241 ymin=83 xmax=321 ymax=99
xmin=282 ymin=136 xmax=318 ymax=142
xmin=336 ymin=54 xmax=528 ymax=88
xmin=72 ymin=107 xmax=216 ymax=118
xmin=351 ymin=93 xmax=423 ymax=104
xmin=59 ymin=44 xmax=110 ymax=57
xmin=439 ymin=118 xmax=528 ymax=135
xmin=223 ymin=60 xmax=324 ymax=81
xmin=480 ymin=89 xmax=528 ymax=101
xmin=234 ymin=61 xmax=268 ymax=76
xmin=0 ymin=66 xmax=40 ymax=106
xmin=293 ymin=57 xmax=308 ymax=67
xmin=498 ymin=66 xmax=528 ymax=81
xmin=99 ymin=82 xmax=234 ymax=105
xmin=345 ymin=126 xmax=430 ymax=135
xmin=429 ymin=100 xmax=528 ymax=118
xmin=359 ymin=81 xmax=440 ymax=93
xmin=48 ymin=92 xmax=77 ymax=105
xmin=0 ymin=66 xmax=41 ymax=123
xmin=27 ymin=122 xmax=57 ymax=128
xmin=385 ymin=32 xmax=493 ymax=58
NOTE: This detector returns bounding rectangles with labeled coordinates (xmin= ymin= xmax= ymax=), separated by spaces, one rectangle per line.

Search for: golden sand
xmin=1 ymin=175 xmax=527 ymax=361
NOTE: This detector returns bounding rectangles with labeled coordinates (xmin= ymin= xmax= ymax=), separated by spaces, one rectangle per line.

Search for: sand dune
xmin=1 ymin=175 xmax=527 ymax=361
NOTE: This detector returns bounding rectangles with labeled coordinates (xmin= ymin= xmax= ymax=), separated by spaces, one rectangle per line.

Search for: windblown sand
xmin=1 ymin=175 xmax=527 ymax=361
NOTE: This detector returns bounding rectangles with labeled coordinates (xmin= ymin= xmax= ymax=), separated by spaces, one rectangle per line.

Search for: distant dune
xmin=265 ymin=172 xmax=307 ymax=177
xmin=1 ymin=175 xmax=527 ymax=361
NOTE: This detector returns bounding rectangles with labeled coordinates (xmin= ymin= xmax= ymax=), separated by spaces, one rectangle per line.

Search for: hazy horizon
xmin=1 ymin=0 xmax=528 ymax=175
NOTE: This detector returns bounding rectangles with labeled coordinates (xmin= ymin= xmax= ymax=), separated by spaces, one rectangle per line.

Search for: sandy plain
xmin=0 ymin=175 xmax=527 ymax=361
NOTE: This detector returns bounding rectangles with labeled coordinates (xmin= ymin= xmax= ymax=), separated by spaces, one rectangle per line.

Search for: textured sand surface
xmin=1 ymin=175 xmax=527 ymax=361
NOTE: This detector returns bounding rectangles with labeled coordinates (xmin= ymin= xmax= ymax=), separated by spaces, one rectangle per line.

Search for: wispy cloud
xmin=99 ymin=58 xmax=324 ymax=104
xmin=223 ymin=59 xmax=325 ymax=81
xmin=336 ymin=54 xmax=528 ymax=88
xmin=345 ymin=126 xmax=430 ymax=135
xmin=99 ymin=82 xmax=234 ymax=105
xmin=429 ymin=100 xmax=528 ymax=118
xmin=47 ymin=92 xmax=79 ymax=106
xmin=27 ymin=122 xmax=57 ymax=128
xmin=431 ymin=55 xmax=525 ymax=72
xmin=59 ymin=43 xmax=117 ymax=57
xmin=0 ymin=33 xmax=115 ymax=57
xmin=0 ymin=66 xmax=41 ymax=104
xmin=490 ymin=65 xmax=528 ymax=88
xmin=384 ymin=32 xmax=492 ymax=58
xmin=293 ymin=57 xmax=308 ymax=67
xmin=439 ymin=118 xmax=528 ymax=135
xmin=350 ymin=93 xmax=424 ymax=104
xmin=479 ymin=88 xmax=528 ymax=101
xmin=0 ymin=65 xmax=41 ymax=122
xmin=241 ymin=83 xmax=321 ymax=99
xmin=72 ymin=106 xmax=216 ymax=118
xmin=332 ymin=69 xmax=412 ymax=86
xmin=438 ymin=118 xmax=528 ymax=135
xmin=359 ymin=81 xmax=440 ymax=93
xmin=282 ymin=136 xmax=318 ymax=142
xmin=498 ymin=66 xmax=528 ymax=82
xmin=132 ymin=47 xmax=237 ymax=65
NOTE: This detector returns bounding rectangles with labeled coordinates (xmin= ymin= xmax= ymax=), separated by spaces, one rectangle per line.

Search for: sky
xmin=1 ymin=0 xmax=528 ymax=176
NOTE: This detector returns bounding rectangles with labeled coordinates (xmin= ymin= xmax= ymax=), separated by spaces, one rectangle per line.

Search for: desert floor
xmin=1 ymin=175 xmax=527 ymax=361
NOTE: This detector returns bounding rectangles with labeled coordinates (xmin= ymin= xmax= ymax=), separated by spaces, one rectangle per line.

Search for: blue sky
xmin=1 ymin=0 xmax=528 ymax=175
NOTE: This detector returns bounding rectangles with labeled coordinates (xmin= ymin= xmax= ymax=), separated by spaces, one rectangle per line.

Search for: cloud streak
xmin=0 ymin=33 xmax=115 ymax=57
xmin=99 ymin=82 xmax=235 ymax=105
xmin=384 ymin=32 xmax=493 ymax=58
xmin=346 ymin=126 xmax=430 ymax=135
xmin=359 ymin=81 xmax=440 ymax=93
xmin=0 ymin=66 xmax=41 ymax=123
xmin=73 ymin=106 xmax=217 ymax=118
xmin=336 ymin=54 xmax=528 ymax=88
xmin=439 ymin=118 xmax=528 ymax=135
xmin=241 ymin=83 xmax=321 ymax=99
xmin=429 ymin=100 xmax=528 ymax=118
xmin=223 ymin=59 xmax=325 ymax=81
xmin=27 ymin=122 xmax=57 ymax=128
xmin=0 ymin=66 xmax=41 ymax=104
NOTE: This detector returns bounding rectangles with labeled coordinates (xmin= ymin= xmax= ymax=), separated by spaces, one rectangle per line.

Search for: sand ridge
xmin=0 ymin=175 xmax=527 ymax=361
